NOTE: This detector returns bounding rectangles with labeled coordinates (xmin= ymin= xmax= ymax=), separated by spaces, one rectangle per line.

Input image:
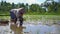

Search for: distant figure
xmin=10 ymin=8 xmax=25 ymax=26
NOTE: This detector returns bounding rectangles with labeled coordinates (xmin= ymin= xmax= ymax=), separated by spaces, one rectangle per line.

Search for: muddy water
xmin=23 ymin=24 xmax=60 ymax=34
xmin=0 ymin=15 xmax=60 ymax=34
xmin=0 ymin=22 xmax=60 ymax=34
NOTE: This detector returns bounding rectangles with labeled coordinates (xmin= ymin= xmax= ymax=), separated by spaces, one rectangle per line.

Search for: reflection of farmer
xmin=10 ymin=8 xmax=25 ymax=26
xmin=10 ymin=24 xmax=24 ymax=34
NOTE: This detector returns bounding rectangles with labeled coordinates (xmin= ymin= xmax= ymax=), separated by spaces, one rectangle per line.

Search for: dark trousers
xmin=11 ymin=17 xmax=23 ymax=26
xmin=19 ymin=16 xmax=23 ymax=26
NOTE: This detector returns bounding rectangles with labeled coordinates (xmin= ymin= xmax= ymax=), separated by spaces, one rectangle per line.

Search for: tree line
xmin=0 ymin=0 xmax=60 ymax=15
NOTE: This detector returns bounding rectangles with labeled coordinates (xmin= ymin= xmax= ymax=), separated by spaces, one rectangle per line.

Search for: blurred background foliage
xmin=0 ymin=0 xmax=60 ymax=15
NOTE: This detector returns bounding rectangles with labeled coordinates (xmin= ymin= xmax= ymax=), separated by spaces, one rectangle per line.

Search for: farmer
xmin=10 ymin=8 xmax=25 ymax=26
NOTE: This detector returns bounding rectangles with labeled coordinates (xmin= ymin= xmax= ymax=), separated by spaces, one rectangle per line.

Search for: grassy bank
xmin=23 ymin=15 xmax=60 ymax=21
xmin=0 ymin=15 xmax=60 ymax=21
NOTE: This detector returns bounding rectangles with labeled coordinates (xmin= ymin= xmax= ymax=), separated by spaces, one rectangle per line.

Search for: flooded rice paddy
xmin=0 ymin=15 xmax=60 ymax=34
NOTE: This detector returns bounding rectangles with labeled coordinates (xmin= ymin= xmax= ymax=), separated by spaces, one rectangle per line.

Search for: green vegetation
xmin=0 ymin=0 xmax=60 ymax=15
xmin=0 ymin=15 xmax=60 ymax=25
xmin=0 ymin=15 xmax=60 ymax=21
xmin=23 ymin=15 xmax=60 ymax=20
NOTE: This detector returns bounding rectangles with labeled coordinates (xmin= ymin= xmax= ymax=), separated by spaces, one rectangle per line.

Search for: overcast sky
xmin=0 ymin=0 xmax=58 ymax=5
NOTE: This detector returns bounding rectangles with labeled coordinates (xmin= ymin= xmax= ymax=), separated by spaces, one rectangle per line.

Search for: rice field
xmin=0 ymin=15 xmax=60 ymax=24
xmin=0 ymin=15 xmax=60 ymax=34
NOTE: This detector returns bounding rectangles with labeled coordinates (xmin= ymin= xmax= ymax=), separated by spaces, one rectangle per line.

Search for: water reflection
xmin=10 ymin=24 xmax=24 ymax=34
xmin=23 ymin=24 xmax=60 ymax=34
xmin=0 ymin=22 xmax=60 ymax=34
xmin=0 ymin=25 xmax=11 ymax=34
